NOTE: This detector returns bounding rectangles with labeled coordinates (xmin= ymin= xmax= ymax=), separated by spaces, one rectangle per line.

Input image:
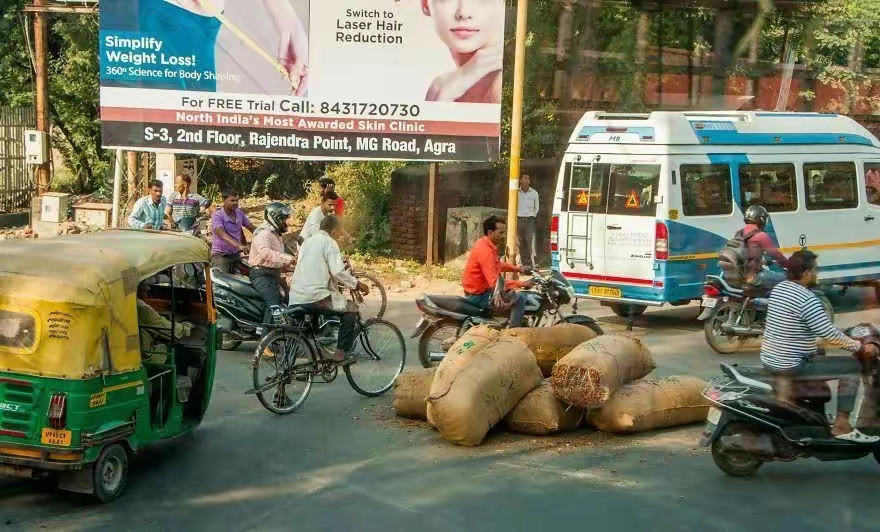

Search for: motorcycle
xmin=700 ymin=323 xmax=880 ymax=476
xmin=412 ymin=269 xmax=603 ymax=368
xmin=698 ymin=269 xmax=833 ymax=354
xmin=211 ymin=268 xmax=280 ymax=350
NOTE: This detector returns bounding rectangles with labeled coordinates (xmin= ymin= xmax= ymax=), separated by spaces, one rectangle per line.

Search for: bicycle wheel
xmin=345 ymin=318 xmax=406 ymax=397
xmin=347 ymin=271 xmax=387 ymax=319
xmin=251 ymin=329 xmax=315 ymax=414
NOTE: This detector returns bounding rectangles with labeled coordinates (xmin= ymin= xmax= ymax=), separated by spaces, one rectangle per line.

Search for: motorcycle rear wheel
xmin=704 ymin=302 xmax=746 ymax=355
xmin=418 ymin=319 xmax=462 ymax=368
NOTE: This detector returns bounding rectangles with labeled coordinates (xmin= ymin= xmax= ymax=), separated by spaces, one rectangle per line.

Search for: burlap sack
xmin=426 ymin=325 xmax=500 ymax=429
xmin=550 ymin=335 xmax=655 ymax=409
xmin=426 ymin=336 xmax=542 ymax=446
xmin=392 ymin=368 xmax=437 ymax=420
xmin=504 ymin=380 xmax=583 ymax=435
xmin=587 ymin=376 xmax=711 ymax=434
xmin=503 ymin=323 xmax=599 ymax=377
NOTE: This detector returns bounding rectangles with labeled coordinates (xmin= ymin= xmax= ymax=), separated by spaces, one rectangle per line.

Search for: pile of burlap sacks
xmin=393 ymin=324 xmax=711 ymax=446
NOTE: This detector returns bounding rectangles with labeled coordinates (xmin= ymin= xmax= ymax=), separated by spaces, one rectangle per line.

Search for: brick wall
xmin=390 ymin=160 xmax=560 ymax=264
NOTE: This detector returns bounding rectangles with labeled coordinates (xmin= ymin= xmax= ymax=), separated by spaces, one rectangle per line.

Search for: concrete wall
xmin=390 ymin=160 xmax=560 ymax=264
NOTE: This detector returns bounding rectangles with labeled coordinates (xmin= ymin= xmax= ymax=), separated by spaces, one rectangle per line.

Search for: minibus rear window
xmin=563 ymin=163 xmax=661 ymax=216
xmin=0 ymin=310 xmax=36 ymax=351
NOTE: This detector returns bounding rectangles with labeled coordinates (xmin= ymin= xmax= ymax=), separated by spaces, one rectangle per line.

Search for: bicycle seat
xmin=211 ymin=270 xmax=262 ymax=300
xmin=425 ymin=295 xmax=487 ymax=317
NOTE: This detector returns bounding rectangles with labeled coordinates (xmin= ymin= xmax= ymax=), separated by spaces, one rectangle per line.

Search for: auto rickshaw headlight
xmin=47 ymin=393 xmax=67 ymax=429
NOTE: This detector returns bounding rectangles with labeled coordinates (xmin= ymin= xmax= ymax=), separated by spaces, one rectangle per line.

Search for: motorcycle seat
xmin=741 ymin=285 xmax=769 ymax=298
xmin=425 ymin=295 xmax=488 ymax=317
xmin=720 ymin=363 xmax=773 ymax=391
xmin=721 ymin=363 xmax=832 ymax=404
xmin=211 ymin=270 xmax=262 ymax=300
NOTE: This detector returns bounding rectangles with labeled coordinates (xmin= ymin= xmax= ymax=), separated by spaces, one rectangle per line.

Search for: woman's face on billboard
xmin=423 ymin=0 xmax=504 ymax=54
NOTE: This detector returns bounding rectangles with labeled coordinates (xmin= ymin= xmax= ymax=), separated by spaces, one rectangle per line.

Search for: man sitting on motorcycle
xmin=289 ymin=214 xmax=370 ymax=365
xmin=249 ymin=203 xmax=296 ymax=324
xmin=462 ymin=215 xmax=534 ymax=328
xmin=741 ymin=204 xmax=791 ymax=290
xmin=165 ymin=174 xmax=211 ymax=234
xmin=761 ymin=249 xmax=879 ymax=443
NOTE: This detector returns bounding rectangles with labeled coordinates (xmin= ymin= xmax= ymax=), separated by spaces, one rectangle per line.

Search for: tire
xmin=345 ymin=318 xmax=406 ymax=397
xmin=873 ymin=445 xmax=880 ymax=466
xmin=347 ymin=271 xmax=387 ymax=319
xmin=562 ymin=315 xmax=604 ymax=336
xmin=418 ymin=319 xmax=462 ymax=368
xmin=252 ymin=329 xmax=315 ymax=415
xmin=711 ymin=423 xmax=764 ymax=477
xmin=92 ymin=444 xmax=129 ymax=503
xmin=220 ymin=322 xmax=243 ymax=351
xmin=704 ymin=302 xmax=745 ymax=355
xmin=609 ymin=303 xmax=647 ymax=318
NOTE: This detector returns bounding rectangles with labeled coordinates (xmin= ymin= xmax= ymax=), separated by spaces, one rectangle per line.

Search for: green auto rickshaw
xmin=0 ymin=230 xmax=217 ymax=501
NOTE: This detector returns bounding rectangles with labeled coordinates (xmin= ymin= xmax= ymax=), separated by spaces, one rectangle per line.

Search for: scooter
xmin=412 ymin=270 xmax=603 ymax=368
xmin=700 ymin=323 xmax=880 ymax=476
xmin=211 ymin=268 xmax=275 ymax=350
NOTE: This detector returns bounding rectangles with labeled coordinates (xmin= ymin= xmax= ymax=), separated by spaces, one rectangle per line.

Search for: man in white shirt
xmin=298 ymin=192 xmax=338 ymax=244
xmin=516 ymin=174 xmax=539 ymax=268
xmin=289 ymin=214 xmax=369 ymax=364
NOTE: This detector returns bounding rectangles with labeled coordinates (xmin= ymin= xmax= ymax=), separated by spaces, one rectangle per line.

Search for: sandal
xmin=833 ymin=429 xmax=880 ymax=443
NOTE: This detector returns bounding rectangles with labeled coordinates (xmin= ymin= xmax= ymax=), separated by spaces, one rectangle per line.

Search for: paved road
xmin=2 ymin=286 xmax=880 ymax=531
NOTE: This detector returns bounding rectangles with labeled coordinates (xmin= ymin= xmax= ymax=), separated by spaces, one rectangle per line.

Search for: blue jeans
xmin=465 ymin=290 xmax=527 ymax=328
xmin=752 ymin=270 xmax=786 ymax=290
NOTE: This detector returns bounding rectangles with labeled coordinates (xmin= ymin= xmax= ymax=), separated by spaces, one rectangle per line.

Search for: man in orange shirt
xmin=462 ymin=215 xmax=534 ymax=327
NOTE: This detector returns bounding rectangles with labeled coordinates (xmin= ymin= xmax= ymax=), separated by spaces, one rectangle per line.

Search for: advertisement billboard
xmin=99 ymin=0 xmax=506 ymax=161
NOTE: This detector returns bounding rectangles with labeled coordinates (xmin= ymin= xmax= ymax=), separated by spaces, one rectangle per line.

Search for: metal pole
xmin=426 ymin=163 xmax=438 ymax=265
xmin=33 ymin=0 xmax=51 ymax=194
xmin=505 ymin=0 xmax=528 ymax=263
xmin=111 ymin=149 xmax=123 ymax=228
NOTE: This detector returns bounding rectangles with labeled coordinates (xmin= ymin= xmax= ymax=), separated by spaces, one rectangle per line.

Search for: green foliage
xmin=324 ymin=161 xmax=407 ymax=255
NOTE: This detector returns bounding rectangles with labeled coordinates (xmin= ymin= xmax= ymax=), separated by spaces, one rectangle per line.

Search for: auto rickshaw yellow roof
xmin=0 ymin=230 xmax=210 ymax=306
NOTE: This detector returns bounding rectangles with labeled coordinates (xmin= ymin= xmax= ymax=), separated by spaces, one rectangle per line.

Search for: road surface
xmin=2 ymin=284 xmax=880 ymax=531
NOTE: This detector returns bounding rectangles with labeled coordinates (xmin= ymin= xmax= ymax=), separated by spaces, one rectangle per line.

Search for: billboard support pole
xmin=505 ymin=0 xmax=528 ymax=265
xmin=111 ymin=149 xmax=123 ymax=228
xmin=426 ymin=162 xmax=439 ymax=266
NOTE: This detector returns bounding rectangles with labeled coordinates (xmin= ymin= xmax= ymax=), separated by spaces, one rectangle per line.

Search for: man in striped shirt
xmin=761 ymin=250 xmax=879 ymax=443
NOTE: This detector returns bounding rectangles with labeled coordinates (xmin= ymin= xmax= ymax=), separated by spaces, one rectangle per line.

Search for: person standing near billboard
xmin=421 ymin=0 xmax=505 ymax=103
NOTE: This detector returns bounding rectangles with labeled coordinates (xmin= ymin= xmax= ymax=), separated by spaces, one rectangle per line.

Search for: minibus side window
xmin=864 ymin=164 xmax=880 ymax=206
xmin=804 ymin=162 xmax=859 ymax=210
xmin=681 ymin=164 xmax=733 ymax=216
xmin=738 ymin=163 xmax=798 ymax=212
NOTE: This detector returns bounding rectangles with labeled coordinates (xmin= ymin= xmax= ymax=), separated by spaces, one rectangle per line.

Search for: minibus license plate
xmin=703 ymin=297 xmax=717 ymax=308
xmin=41 ymin=428 xmax=71 ymax=447
xmin=589 ymin=286 xmax=621 ymax=298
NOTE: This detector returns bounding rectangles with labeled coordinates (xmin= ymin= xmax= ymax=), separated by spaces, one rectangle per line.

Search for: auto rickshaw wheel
xmin=92 ymin=444 xmax=129 ymax=502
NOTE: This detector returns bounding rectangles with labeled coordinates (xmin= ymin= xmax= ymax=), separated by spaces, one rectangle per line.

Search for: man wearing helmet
xmin=742 ymin=204 xmax=791 ymax=289
xmin=249 ymin=202 xmax=296 ymax=324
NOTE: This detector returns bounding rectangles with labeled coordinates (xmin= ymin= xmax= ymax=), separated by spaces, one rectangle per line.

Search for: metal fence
xmin=0 ymin=106 xmax=36 ymax=214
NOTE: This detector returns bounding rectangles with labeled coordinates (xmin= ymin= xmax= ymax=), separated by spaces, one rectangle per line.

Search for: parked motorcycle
xmin=698 ymin=272 xmax=833 ymax=354
xmin=412 ymin=269 xmax=603 ymax=368
xmin=700 ymin=323 xmax=880 ymax=476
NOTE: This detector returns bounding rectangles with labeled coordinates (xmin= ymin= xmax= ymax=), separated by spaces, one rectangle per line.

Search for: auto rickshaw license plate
xmin=41 ymin=428 xmax=72 ymax=447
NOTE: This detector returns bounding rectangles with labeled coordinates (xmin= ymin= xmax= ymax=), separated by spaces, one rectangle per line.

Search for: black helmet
xmin=743 ymin=204 xmax=770 ymax=229
xmin=264 ymin=202 xmax=291 ymax=234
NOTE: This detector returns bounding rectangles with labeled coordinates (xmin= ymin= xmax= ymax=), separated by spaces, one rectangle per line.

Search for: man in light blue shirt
xmin=128 ymin=180 xmax=167 ymax=230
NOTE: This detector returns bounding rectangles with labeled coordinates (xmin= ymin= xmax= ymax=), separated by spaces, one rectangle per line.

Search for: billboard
xmin=99 ymin=0 xmax=506 ymax=161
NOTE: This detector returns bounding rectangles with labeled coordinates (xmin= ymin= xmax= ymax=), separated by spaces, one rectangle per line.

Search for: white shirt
xmin=517 ymin=187 xmax=539 ymax=218
xmin=289 ymin=230 xmax=358 ymax=309
xmin=299 ymin=206 xmax=326 ymax=242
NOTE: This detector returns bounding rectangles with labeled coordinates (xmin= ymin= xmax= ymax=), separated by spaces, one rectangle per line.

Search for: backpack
xmin=717 ymin=228 xmax=761 ymax=286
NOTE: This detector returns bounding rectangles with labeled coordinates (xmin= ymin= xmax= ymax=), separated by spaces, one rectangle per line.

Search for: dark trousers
xmin=249 ymin=268 xmax=283 ymax=324
xmin=465 ymin=290 xmax=528 ymax=328
xmin=210 ymin=253 xmax=241 ymax=273
xmin=297 ymin=297 xmax=358 ymax=352
xmin=517 ymin=216 xmax=536 ymax=268
xmin=765 ymin=355 xmax=862 ymax=412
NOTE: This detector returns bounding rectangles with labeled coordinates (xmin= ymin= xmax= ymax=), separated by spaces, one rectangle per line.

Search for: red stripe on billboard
xmin=100 ymin=107 xmax=500 ymax=137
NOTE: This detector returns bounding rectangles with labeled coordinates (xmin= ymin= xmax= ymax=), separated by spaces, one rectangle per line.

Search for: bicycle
xmin=343 ymin=269 xmax=387 ymax=319
xmin=245 ymin=305 xmax=406 ymax=415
